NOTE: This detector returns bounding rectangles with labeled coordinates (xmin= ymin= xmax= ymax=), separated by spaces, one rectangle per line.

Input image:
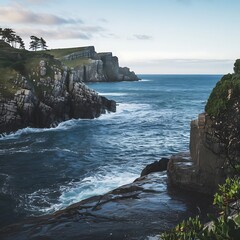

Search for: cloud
xmin=17 ymin=25 xmax=107 ymax=40
xmin=0 ymin=5 xmax=83 ymax=25
xmin=25 ymin=0 xmax=51 ymax=3
xmin=133 ymin=34 xmax=152 ymax=40
xmin=98 ymin=18 xmax=108 ymax=23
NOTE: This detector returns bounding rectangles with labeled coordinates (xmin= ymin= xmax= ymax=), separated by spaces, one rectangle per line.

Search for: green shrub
xmin=205 ymin=70 xmax=240 ymax=117
xmin=160 ymin=178 xmax=240 ymax=240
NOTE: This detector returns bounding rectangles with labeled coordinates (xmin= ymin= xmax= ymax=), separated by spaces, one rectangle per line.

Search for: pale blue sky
xmin=1 ymin=0 xmax=240 ymax=73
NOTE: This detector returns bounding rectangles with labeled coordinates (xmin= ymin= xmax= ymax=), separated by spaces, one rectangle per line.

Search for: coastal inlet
xmin=0 ymin=74 xmax=220 ymax=238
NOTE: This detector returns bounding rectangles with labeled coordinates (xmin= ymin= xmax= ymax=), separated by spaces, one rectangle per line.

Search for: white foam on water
xmin=23 ymin=167 xmax=138 ymax=214
xmin=139 ymin=79 xmax=152 ymax=82
xmin=98 ymin=102 xmax=151 ymax=120
xmin=0 ymin=119 xmax=84 ymax=140
xmin=98 ymin=92 xmax=127 ymax=96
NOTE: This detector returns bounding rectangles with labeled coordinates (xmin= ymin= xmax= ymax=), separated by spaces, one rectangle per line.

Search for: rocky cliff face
xmin=168 ymin=61 xmax=240 ymax=195
xmin=168 ymin=114 xmax=227 ymax=195
xmin=51 ymin=47 xmax=140 ymax=82
xmin=0 ymin=56 xmax=116 ymax=135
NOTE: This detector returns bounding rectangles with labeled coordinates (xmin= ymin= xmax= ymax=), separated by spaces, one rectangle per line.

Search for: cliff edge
xmin=0 ymin=41 xmax=117 ymax=135
xmin=168 ymin=60 xmax=240 ymax=195
xmin=49 ymin=46 xmax=140 ymax=82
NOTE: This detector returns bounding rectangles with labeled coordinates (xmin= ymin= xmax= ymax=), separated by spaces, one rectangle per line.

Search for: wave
xmin=139 ymin=79 xmax=152 ymax=82
xmin=21 ymin=167 xmax=138 ymax=214
xmin=98 ymin=102 xmax=152 ymax=121
xmin=0 ymin=119 xmax=88 ymax=141
xmin=98 ymin=92 xmax=127 ymax=96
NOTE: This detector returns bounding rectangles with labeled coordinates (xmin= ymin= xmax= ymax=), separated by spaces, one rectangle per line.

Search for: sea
xmin=0 ymin=74 xmax=221 ymax=229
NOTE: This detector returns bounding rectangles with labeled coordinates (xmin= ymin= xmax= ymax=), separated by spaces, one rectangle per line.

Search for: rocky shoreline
xmin=0 ymin=42 xmax=141 ymax=135
xmin=0 ymin=102 xmax=230 ymax=239
xmin=0 ymin=167 xmax=213 ymax=240
xmin=0 ymin=62 xmax=117 ymax=136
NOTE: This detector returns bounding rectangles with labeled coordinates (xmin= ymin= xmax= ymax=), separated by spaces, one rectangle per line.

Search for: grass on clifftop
xmin=0 ymin=42 xmax=94 ymax=99
xmin=0 ymin=41 xmax=61 ymax=99
xmin=47 ymin=46 xmax=92 ymax=59
xmin=61 ymin=58 xmax=92 ymax=68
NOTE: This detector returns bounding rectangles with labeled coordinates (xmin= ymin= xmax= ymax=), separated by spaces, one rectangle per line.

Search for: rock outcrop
xmin=0 ymin=57 xmax=116 ymax=135
xmin=51 ymin=47 xmax=140 ymax=82
xmin=141 ymin=157 xmax=169 ymax=176
xmin=168 ymin=62 xmax=240 ymax=195
xmin=168 ymin=114 xmax=227 ymax=195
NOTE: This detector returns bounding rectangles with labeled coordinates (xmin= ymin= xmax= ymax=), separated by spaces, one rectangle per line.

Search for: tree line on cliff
xmin=0 ymin=28 xmax=47 ymax=51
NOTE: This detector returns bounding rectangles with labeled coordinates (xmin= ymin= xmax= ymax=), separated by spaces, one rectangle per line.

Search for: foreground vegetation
xmin=161 ymin=178 xmax=240 ymax=239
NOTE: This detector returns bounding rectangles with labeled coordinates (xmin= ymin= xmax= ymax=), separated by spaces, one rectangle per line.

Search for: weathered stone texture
xmin=0 ymin=60 xmax=116 ymax=134
xmin=168 ymin=113 xmax=227 ymax=195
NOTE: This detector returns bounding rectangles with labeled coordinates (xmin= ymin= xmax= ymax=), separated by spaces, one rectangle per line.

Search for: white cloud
xmin=133 ymin=34 xmax=152 ymax=40
xmin=0 ymin=4 xmax=83 ymax=25
xmin=14 ymin=22 xmax=107 ymax=41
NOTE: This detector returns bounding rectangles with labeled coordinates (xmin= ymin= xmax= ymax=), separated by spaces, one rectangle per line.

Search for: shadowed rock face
xmin=0 ymin=173 xmax=213 ymax=240
xmin=0 ymin=60 xmax=116 ymax=135
xmin=78 ymin=51 xmax=140 ymax=82
xmin=58 ymin=48 xmax=140 ymax=82
xmin=167 ymin=114 xmax=227 ymax=195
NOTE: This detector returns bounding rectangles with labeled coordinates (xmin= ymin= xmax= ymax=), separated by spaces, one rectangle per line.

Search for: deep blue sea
xmin=0 ymin=74 xmax=221 ymax=228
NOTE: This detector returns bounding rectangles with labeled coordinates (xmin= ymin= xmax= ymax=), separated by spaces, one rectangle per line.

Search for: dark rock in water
xmin=141 ymin=158 xmax=169 ymax=177
xmin=0 ymin=173 xmax=213 ymax=240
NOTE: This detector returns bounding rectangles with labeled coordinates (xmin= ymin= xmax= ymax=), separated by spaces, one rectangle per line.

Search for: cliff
xmin=0 ymin=42 xmax=116 ymax=135
xmin=168 ymin=61 xmax=240 ymax=195
xmin=49 ymin=47 xmax=140 ymax=82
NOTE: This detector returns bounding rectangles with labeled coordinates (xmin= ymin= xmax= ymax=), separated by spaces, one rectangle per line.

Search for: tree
xmin=205 ymin=72 xmax=240 ymax=173
xmin=0 ymin=28 xmax=25 ymax=49
xmin=29 ymin=36 xmax=48 ymax=51
xmin=40 ymin=37 xmax=48 ymax=50
xmin=29 ymin=35 xmax=40 ymax=51
xmin=15 ymin=35 xmax=25 ymax=49
xmin=2 ymin=28 xmax=16 ymax=47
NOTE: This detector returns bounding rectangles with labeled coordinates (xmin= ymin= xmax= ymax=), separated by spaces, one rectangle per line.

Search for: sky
xmin=1 ymin=0 xmax=240 ymax=74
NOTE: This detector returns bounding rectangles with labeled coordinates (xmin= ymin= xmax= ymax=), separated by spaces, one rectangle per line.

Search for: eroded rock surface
xmin=0 ymin=172 xmax=212 ymax=240
xmin=0 ymin=59 xmax=116 ymax=135
xmin=168 ymin=114 xmax=226 ymax=195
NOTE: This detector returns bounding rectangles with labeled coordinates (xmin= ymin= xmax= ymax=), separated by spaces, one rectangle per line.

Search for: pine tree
xmin=1 ymin=28 xmax=16 ymax=46
xmin=40 ymin=37 xmax=48 ymax=50
xmin=16 ymin=35 xmax=25 ymax=49
xmin=29 ymin=35 xmax=40 ymax=51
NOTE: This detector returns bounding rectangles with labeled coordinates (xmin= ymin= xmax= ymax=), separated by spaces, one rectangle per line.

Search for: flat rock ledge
xmin=0 ymin=172 xmax=212 ymax=240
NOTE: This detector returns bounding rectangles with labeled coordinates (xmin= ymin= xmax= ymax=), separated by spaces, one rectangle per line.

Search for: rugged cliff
xmin=168 ymin=61 xmax=240 ymax=195
xmin=49 ymin=46 xmax=140 ymax=82
xmin=0 ymin=41 xmax=116 ymax=135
